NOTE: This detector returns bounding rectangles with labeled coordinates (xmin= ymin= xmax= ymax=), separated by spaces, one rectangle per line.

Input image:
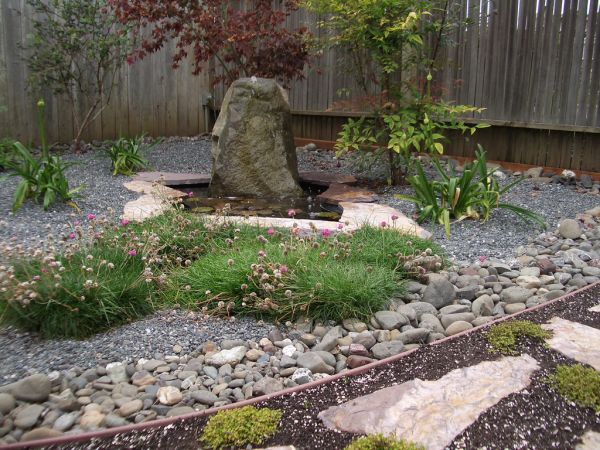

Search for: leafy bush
xmin=0 ymin=245 xmax=155 ymax=339
xmin=545 ymin=364 xmax=600 ymax=413
xmin=345 ymin=434 xmax=425 ymax=450
xmin=165 ymin=224 xmax=442 ymax=322
xmin=5 ymin=100 xmax=84 ymax=212
xmin=486 ymin=320 xmax=552 ymax=355
xmin=106 ymin=135 xmax=160 ymax=176
xmin=396 ymin=147 xmax=546 ymax=236
xmin=0 ymin=138 xmax=16 ymax=171
xmin=199 ymin=406 xmax=281 ymax=449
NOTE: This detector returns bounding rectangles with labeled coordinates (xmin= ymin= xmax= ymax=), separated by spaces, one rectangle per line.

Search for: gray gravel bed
xmin=0 ymin=137 xmax=598 ymax=385
xmin=0 ymin=310 xmax=271 ymax=385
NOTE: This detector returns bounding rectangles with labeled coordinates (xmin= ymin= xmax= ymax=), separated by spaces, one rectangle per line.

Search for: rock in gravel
xmin=419 ymin=314 xmax=445 ymax=334
xmin=441 ymin=313 xmax=476 ymax=329
xmin=15 ymin=404 xmax=45 ymax=429
xmin=206 ymin=346 xmax=247 ymax=367
xmin=104 ymin=414 xmax=128 ymax=428
xmin=504 ymin=303 xmax=527 ymax=314
xmin=106 ymin=363 xmax=128 ymax=384
xmin=131 ymin=371 xmax=156 ymax=387
xmin=406 ymin=302 xmax=438 ymax=320
xmin=1 ymin=374 xmax=52 ymax=402
xmin=166 ymin=406 xmax=195 ymax=417
xmin=296 ymin=353 xmax=335 ymax=375
xmin=313 ymin=326 xmax=344 ymax=351
xmin=291 ymin=368 xmax=313 ymax=385
xmin=157 ymin=386 xmax=182 ymax=406
xmin=342 ymin=319 xmax=368 ymax=333
xmin=558 ymin=219 xmax=582 ymax=239
xmin=253 ymin=377 xmax=284 ymax=396
xmin=118 ymin=399 xmax=143 ymax=417
xmin=422 ymin=276 xmax=455 ymax=309
xmin=501 ymin=286 xmax=534 ymax=304
xmin=352 ymin=331 xmax=376 ymax=349
xmin=0 ymin=393 xmax=15 ymax=414
xmin=445 ymin=321 xmax=473 ymax=336
xmin=80 ymin=410 xmax=106 ymax=429
xmin=191 ymin=391 xmax=218 ymax=406
xmin=49 ymin=389 xmax=79 ymax=412
xmin=347 ymin=355 xmax=375 ymax=369
xmin=21 ymin=427 xmax=63 ymax=441
xmin=373 ymin=311 xmax=408 ymax=330
xmin=398 ymin=329 xmax=429 ymax=344
xmin=472 ymin=295 xmax=494 ymax=316
xmin=53 ymin=412 xmax=78 ymax=432
xmin=370 ymin=341 xmax=405 ymax=359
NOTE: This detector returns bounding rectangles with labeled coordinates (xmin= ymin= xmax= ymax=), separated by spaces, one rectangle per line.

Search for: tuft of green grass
xmin=199 ymin=406 xmax=281 ymax=449
xmin=0 ymin=246 xmax=154 ymax=339
xmin=486 ymin=320 xmax=552 ymax=355
xmin=545 ymin=364 xmax=600 ymax=413
xmin=344 ymin=434 xmax=425 ymax=450
xmin=163 ymin=223 xmax=441 ymax=323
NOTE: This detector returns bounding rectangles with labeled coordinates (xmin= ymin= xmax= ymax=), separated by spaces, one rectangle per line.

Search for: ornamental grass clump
xmin=165 ymin=223 xmax=443 ymax=323
xmin=545 ymin=364 xmax=600 ymax=413
xmin=344 ymin=434 xmax=425 ymax=450
xmin=199 ymin=406 xmax=281 ymax=449
xmin=486 ymin=320 xmax=552 ymax=355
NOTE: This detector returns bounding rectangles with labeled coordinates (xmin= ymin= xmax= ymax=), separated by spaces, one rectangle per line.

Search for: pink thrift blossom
xmin=479 ymin=255 xmax=486 ymax=263
xmin=337 ymin=223 xmax=344 ymax=229
xmin=128 ymin=250 xmax=137 ymax=257
xmin=74 ymin=220 xmax=80 ymax=226
xmin=287 ymin=209 xmax=296 ymax=218
xmin=33 ymin=275 xmax=41 ymax=281
xmin=280 ymin=265 xmax=289 ymax=274
xmin=187 ymin=191 xmax=194 ymax=198
xmin=258 ymin=250 xmax=266 ymax=258
xmin=121 ymin=219 xmax=129 ymax=226
xmin=267 ymin=228 xmax=275 ymax=236
xmin=321 ymin=228 xmax=331 ymax=238
xmin=380 ymin=221 xmax=387 ymax=228
xmin=391 ymin=214 xmax=399 ymax=221
xmin=87 ymin=213 xmax=96 ymax=220
xmin=68 ymin=233 xmax=76 ymax=240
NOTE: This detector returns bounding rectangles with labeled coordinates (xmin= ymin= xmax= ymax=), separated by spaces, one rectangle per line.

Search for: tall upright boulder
xmin=209 ymin=78 xmax=303 ymax=198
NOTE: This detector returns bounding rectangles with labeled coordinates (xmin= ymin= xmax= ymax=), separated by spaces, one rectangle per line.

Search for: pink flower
xmin=120 ymin=219 xmax=129 ymax=226
xmin=280 ymin=265 xmax=289 ymax=274
xmin=87 ymin=213 xmax=96 ymax=220
xmin=267 ymin=227 xmax=275 ymax=236
xmin=291 ymin=227 xmax=300 ymax=236
xmin=337 ymin=223 xmax=344 ymax=230
xmin=33 ymin=275 xmax=41 ymax=281
xmin=68 ymin=233 xmax=76 ymax=240
xmin=391 ymin=214 xmax=399 ymax=221
xmin=74 ymin=220 xmax=80 ymax=226
xmin=258 ymin=250 xmax=266 ymax=258
xmin=478 ymin=255 xmax=486 ymax=263
xmin=380 ymin=221 xmax=387 ymax=228
xmin=287 ymin=209 xmax=296 ymax=218
xmin=187 ymin=191 xmax=194 ymax=198
xmin=128 ymin=250 xmax=137 ymax=257
xmin=321 ymin=228 xmax=331 ymax=238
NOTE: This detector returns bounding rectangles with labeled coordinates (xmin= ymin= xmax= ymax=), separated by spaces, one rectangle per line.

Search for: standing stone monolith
xmin=209 ymin=78 xmax=303 ymax=198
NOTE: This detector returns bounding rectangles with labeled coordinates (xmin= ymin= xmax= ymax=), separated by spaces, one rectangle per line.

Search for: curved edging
xmin=4 ymin=280 xmax=600 ymax=450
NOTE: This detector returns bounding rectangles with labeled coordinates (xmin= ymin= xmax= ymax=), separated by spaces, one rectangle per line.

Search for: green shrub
xmin=5 ymin=100 xmax=84 ymax=212
xmin=199 ymin=406 xmax=281 ymax=449
xmin=164 ymin=224 xmax=441 ymax=322
xmin=396 ymin=147 xmax=546 ymax=236
xmin=106 ymin=135 xmax=160 ymax=176
xmin=344 ymin=434 xmax=425 ymax=450
xmin=0 ymin=245 xmax=155 ymax=339
xmin=545 ymin=364 xmax=600 ymax=413
xmin=486 ymin=320 xmax=552 ymax=355
xmin=0 ymin=138 xmax=16 ymax=170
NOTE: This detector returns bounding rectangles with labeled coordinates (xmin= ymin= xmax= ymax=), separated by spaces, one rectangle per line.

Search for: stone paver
xmin=123 ymin=181 xmax=186 ymax=198
xmin=317 ymin=183 xmax=378 ymax=204
xmin=542 ymin=317 xmax=600 ymax=371
xmin=576 ymin=431 xmax=600 ymax=450
xmin=298 ymin=171 xmax=357 ymax=186
xmin=318 ymin=355 xmax=539 ymax=450
xmin=133 ymin=172 xmax=210 ymax=186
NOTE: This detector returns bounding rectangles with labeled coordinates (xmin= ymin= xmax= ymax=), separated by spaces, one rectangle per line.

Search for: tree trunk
xmin=388 ymin=149 xmax=404 ymax=185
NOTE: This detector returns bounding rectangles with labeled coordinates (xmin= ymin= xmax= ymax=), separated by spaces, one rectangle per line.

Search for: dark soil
xmin=32 ymin=283 xmax=600 ymax=450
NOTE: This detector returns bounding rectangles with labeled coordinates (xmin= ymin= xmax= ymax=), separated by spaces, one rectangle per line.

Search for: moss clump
xmin=486 ymin=320 xmax=552 ymax=355
xmin=199 ymin=406 xmax=282 ymax=449
xmin=344 ymin=434 xmax=425 ymax=450
xmin=546 ymin=364 xmax=600 ymax=413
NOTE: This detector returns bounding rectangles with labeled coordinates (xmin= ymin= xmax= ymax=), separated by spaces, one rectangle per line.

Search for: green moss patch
xmin=199 ymin=406 xmax=282 ymax=449
xmin=344 ymin=434 xmax=425 ymax=450
xmin=486 ymin=320 xmax=552 ymax=355
xmin=546 ymin=364 xmax=600 ymax=413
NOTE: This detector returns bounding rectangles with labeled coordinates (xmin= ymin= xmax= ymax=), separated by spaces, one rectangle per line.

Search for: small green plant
xmin=199 ymin=406 xmax=282 ymax=449
xmin=545 ymin=364 xmax=600 ymax=413
xmin=486 ymin=320 xmax=552 ymax=355
xmin=0 ymin=138 xmax=16 ymax=170
xmin=5 ymin=100 xmax=84 ymax=212
xmin=344 ymin=434 xmax=425 ymax=450
xmin=396 ymin=147 xmax=546 ymax=236
xmin=106 ymin=135 xmax=160 ymax=176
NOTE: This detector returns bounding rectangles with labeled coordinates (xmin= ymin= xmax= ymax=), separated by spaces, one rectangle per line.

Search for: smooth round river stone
xmin=370 ymin=341 xmax=405 ymax=359
xmin=422 ymin=276 xmax=455 ymax=309
xmin=373 ymin=311 xmax=408 ymax=330
xmin=501 ymin=286 xmax=533 ymax=304
xmin=296 ymin=352 xmax=334 ymax=375
xmin=0 ymin=393 xmax=15 ymax=414
xmin=9 ymin=374 xmax=52 ymax=402
xmin=558 ymin=219 xmax=582 ymax=239
xmin=445 ymin=321 xmax=473 ymax=336
xmin=157 ymin=386 xmax=182 ymax=406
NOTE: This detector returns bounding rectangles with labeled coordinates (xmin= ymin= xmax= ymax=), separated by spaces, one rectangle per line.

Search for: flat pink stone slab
xmin=298 ymin=171 xmax=357 ymax=186
xmin=542 ymin=317 xmax=600 ymax=371
xmin=318 ymin=355 xmax=539 ymax=450
xmin=317 ymin=183 xmax=378 ymax=205
xmin=133 ymin=172 xmax=211 ymax=186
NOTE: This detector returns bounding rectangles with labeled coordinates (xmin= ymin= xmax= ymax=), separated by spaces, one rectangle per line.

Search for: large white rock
xmin=205 ymin=346 xmax=248 ymax=367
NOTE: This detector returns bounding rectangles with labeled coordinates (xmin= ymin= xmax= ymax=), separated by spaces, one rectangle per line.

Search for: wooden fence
xmin=0 ymin=0 xmax=211 ymax=144
xmin=1 ymin=1 xmax=599 ymax=171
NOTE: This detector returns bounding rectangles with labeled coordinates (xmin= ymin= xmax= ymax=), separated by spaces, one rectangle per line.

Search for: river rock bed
xmin=0 ymin=206 xmax=599 ymax=445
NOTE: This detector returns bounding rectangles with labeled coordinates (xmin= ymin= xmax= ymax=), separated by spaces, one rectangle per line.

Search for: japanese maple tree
xmin=108 ymin=0 xmax=311 ymax=86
